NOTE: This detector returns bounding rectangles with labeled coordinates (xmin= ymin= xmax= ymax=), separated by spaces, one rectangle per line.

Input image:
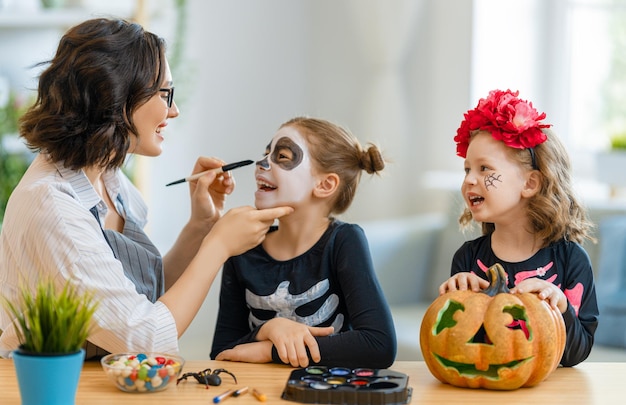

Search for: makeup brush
xmin=165 ymin=159 xmax=254 ymax=186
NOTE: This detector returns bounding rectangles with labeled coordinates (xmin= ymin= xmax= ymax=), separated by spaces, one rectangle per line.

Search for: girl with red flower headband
xmin=440 ymin=89 xmax=598 ymax=367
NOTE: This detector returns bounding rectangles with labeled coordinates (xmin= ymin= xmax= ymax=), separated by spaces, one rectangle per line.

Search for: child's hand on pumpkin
xmin=511 ymin=278 xmax=567 ymax=313
xmin=439 ymin=272 xmax=489 ymax=295
xmin=256 ymin=317 xmax=334 ymax=367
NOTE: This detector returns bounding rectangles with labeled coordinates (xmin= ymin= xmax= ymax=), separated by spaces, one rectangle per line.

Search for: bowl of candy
xmin=101 ymin=352 xmax=185 ymax=392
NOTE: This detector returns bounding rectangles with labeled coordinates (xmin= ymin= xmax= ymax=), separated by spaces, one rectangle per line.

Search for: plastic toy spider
xmin=176 ymin=368 xmax=237 ymax=389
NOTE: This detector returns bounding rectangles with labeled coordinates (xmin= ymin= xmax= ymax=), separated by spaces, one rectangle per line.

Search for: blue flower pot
xmin=13 ymin=348 xmax=85 ymax=405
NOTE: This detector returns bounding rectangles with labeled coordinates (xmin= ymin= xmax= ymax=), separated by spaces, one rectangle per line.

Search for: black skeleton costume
xmin=210 ymin=220 xmax=396 ymax=369
xmin=451 ymin=235 xmax=598 ymax=367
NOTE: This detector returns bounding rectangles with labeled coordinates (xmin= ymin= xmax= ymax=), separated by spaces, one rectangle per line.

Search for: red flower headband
xmin=454 ymin=89 xmax=551 ymax=159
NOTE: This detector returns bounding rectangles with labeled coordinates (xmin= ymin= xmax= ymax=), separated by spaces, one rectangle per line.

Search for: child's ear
xmin=522 ymin=170 xmax=541 ymax=198
xmin=314 ymin=173 xmax=340 ymax=198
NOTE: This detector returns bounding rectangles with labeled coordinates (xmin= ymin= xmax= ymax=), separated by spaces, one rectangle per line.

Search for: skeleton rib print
xmin=245 ymin=279 xmax=344 ymax=331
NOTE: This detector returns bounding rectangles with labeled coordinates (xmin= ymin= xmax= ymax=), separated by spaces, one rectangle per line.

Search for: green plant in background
xmin=2 ymin=280 xmax=98 ymax=354
xmin=0 ymin=154 xmax=30 ymax=223
xmin=610 ymin=133 xmax=626 ymax=150
xmin=0 ymin=93 xmax=32 ymax=224
xmin=166 ymin=0 xmax=193 ymax=108
xmin=0 ymin=93 xmax=24 ymax=135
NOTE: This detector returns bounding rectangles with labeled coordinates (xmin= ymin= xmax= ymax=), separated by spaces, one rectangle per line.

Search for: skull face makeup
xmin=255 ymin=126 xmax=317 ymax=210
xmin=256 ymin=136 xmax=304 ymax=171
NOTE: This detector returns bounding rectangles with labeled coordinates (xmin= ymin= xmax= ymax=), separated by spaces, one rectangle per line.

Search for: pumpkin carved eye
xmin=433 ymin=299 xmax=464 ymax=334
xmin=469 ymin=305 xmax=531 ymax=345
xmin=503 ymin=305 xmax=531 ymax=340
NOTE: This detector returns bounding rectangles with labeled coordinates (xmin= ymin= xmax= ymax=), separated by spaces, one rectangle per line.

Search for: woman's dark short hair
xmin=20 ymin=18 xmax=167 ymax=170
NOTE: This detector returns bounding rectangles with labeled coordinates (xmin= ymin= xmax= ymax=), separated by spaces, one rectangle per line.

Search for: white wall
xmin=0 ymin=0 xmax=474 ymax=358
xmin=0 ymin=0 xmax=474 ymax=246
xmin=146 ymin=0 xmax=473 ymax=246
xmin=140 ymin=0 xmax=473 ymax=358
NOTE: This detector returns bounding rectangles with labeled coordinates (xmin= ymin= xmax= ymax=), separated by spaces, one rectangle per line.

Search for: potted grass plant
xmin=2 ymin=280 xmax=98 ymax=405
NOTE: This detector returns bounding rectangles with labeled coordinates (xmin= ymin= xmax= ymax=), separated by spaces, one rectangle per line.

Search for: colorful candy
xmin=102 ymin=353 xmax=184 ymax=392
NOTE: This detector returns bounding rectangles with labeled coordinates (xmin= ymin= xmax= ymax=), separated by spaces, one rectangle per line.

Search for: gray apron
xmin=85 ymin=195 xmax=164 ymax=359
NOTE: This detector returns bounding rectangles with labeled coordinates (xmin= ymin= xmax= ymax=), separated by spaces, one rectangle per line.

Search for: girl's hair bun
xmin=360 ymin=144 xmax=385 ymax=174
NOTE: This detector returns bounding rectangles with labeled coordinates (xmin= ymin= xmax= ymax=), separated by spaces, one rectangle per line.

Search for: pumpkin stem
xmin=482 ymin=263 xmax=510 ymax=296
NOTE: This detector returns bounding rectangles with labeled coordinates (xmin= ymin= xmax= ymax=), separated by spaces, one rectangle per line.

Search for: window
xmin=568 ymin=0 xmax=626 ymax=152
xmin=472 ymin=0 xmax=626 ymax=198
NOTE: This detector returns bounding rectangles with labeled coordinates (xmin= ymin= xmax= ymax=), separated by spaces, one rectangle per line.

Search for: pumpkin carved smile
xmin=420 ymin=264 xmax=566 ymax=390
xmin=434 ymin=354 xmax=531 ymax=379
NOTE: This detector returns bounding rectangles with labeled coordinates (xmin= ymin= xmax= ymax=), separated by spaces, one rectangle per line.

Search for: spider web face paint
xmin=484 ymin=173 xmax=502 ymax=190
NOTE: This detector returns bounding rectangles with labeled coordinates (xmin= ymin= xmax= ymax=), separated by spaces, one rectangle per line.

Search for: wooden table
xmin=0 ymin=359 xmax=622 ymax=404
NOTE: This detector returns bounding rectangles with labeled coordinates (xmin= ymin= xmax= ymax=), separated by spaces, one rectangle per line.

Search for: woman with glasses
xmin=0 ymin=18 xmax=292 ymax=358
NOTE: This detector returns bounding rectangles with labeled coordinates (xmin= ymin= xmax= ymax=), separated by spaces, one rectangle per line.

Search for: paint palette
xmin=281 ymin=366 xmax=412 ymax=404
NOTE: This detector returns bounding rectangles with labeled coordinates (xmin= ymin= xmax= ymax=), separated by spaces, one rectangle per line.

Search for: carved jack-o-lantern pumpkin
xmin=420 ymin=263 xmax=566 ymax=390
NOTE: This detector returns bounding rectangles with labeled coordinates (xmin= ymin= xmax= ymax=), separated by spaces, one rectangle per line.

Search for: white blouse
xmin=0 ymin=154 xmax=178 ymax=357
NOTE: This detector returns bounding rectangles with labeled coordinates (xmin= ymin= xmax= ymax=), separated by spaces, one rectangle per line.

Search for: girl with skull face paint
xmin=439 ymin=90 xmax=598 ymax=367
xmin=210 ymin=117 xmax=396 ymax=369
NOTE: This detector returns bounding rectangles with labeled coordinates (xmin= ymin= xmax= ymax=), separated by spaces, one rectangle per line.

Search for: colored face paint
xmin=301 ymin=376 xmax=323 ymax=383
xmin=309 ymin=381 xmax=332 ymax=390
xmin=353 ymin=368 xmax=375 ymax=377
xmin=325 ymin=377 xmax=347 ymax=385
xmin=305 ymin=366 xmax=327 ymax=375
xmin=282 ymin=367 xmax=411 ymax=404
xmin=348 ymin=378 xmax=369 ymax=387
xmin=329 ymin=367 xmax=351 ymax=376
xmin=368 ymin=382 xmax=398 ymax=389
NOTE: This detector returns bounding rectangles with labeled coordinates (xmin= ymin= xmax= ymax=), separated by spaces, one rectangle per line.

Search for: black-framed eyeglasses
xmin=159 ymin=87 xmax=175 ymax=108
